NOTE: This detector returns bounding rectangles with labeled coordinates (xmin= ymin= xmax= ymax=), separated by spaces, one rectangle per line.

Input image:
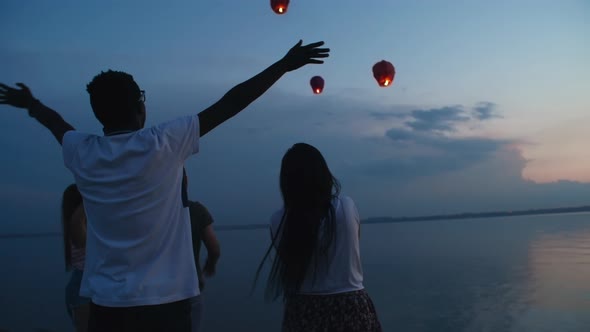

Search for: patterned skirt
xmin=282 ymin=289 xmax=382 ymax=332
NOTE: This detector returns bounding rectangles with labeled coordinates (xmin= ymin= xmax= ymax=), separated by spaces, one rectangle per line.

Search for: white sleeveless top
xmin=270 ymin=195 xmax=364 ymax=295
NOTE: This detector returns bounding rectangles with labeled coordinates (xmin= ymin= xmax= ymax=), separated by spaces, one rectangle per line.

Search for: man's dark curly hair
xmin=86 ymin=70 xmax=141 ymax=129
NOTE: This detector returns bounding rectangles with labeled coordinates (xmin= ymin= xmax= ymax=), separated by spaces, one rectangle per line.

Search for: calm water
xmin=1 ymin=213 xmax=590 ymax=331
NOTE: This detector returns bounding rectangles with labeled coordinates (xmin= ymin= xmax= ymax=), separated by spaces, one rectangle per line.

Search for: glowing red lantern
xmin=372 ymin=60 xmax=396 ymax=87
xmin=310 ymin=76 xmax=324 ymax=94
xmin=270 ymin=0 xmax=290 ymax=14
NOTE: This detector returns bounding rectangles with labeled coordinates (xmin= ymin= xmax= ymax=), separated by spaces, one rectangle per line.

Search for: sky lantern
xmin=372 ymin=60 xmax=396 ymax=87
xmin=270 ymin=0 xmax=290 ymax=14
xmin=310 ymin=76 xmax=324 ymax=94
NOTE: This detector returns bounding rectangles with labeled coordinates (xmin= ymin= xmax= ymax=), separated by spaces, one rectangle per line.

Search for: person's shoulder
xmin=188 ymin=200 xmax=210 ymax=214
xmin=187 ymin=200 xmax=204 ymax=208
xmin=270 ymin=207 xmax=285 ymax=225
xmin=334 ymin=195 xmax=360 ymax=223
xmin=188 ymin=200 xmax=213 ymax=223
xmin=63 ymin=130 xmax=93 ymax=142
xmin=62 ymin=130 xmax=97 ymax=154
xmin=150 ymin=115 xmax=199 ymax=133
xmin=143 ymin=116 xmax=201 ymax=158
xmin=62 ymin=131 xmax=99 ymax=168
xmin=335 ymin=195 xmax=356 ymax=208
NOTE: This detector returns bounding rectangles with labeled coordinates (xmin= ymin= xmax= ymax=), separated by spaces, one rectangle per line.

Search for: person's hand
xmin=280 ymin=40 xmax=330 ymax=72
xmin=0 ymin=83 xmax=35 ymax=109
xmin=203 ymin=261 xmax=217 ymax=277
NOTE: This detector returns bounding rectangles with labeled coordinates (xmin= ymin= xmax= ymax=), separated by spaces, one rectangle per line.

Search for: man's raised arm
xmin=197 ymin=40 xmax=330 ymax=137
xmin=0 ymin=83 xmax=74 ymax=145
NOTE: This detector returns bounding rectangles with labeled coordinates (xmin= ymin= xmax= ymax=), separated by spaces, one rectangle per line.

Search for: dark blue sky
xmin=1 ymin=1 xmax=589 ymax=233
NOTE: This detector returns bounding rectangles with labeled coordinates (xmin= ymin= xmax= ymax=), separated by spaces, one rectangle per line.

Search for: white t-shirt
xmin=62 ymin=115 xmax=200 ymax=307
xmin=270 ymin=195 xmax=364 ymax=295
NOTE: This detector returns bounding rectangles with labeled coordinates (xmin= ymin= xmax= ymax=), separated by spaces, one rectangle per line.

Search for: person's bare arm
xmin=69 ymin=205 xmax=87 ymax=248
xmin=0 ymin=83 xmax=75 ymax=145
xmin=197 ymin=40 xmax=329 ymax=137
xmin=201 ymin=225 xmax=221 ymax=277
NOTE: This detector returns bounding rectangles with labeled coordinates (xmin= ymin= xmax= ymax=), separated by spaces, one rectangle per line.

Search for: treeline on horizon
xmin=363 ymin=205 xmax=590 ymax=224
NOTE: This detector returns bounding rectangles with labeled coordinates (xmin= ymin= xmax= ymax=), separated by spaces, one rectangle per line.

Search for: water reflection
xmin=514 ymin=228 xmax=590 ymax=331
xmin=361 ymin=214 xmax=590 ymax=332
xmin=1 ymin=214 xmax=590 ymax=331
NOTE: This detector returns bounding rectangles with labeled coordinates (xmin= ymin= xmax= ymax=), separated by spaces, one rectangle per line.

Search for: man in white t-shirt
xmin=0 ymin=40 xmax=329 ymax=332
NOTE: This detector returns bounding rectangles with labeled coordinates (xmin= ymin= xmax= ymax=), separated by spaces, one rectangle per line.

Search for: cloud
xmin=349 ymin=102 xmax=511 ymax=181
xmin=406 ymin=106 xmax=470 ymax=132
xmin=473 ymin=102 xmax=501 ymax=120
xmin=369 ymin=111 xmax=407 ymax=121
xmin=383 ymin=128 xmax=414 ymax=141
xmin=380 ymin=103 xmax=503 ymax=134
xmin=385 ymin=127 xmax=507 ymax=152
xmin=355 ymin=128 xmax=508 ymax=179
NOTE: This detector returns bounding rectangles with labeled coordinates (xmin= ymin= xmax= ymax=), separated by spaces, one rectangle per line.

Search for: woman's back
xmin=270 ymin=195 xmax=363 ymax=295
xmin=261 ymin=142 xmax=381 ymax=331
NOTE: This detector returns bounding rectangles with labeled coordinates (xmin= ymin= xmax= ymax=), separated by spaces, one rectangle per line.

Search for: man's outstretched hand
xmin=0 ymin=83 xmax=35 ymax=109
xmin=280 ymin=40 xmax=330 ymax=72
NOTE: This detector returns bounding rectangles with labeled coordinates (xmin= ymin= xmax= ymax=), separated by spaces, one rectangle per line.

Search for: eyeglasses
xmin=139 ymin=90 xmax=146 ymax=103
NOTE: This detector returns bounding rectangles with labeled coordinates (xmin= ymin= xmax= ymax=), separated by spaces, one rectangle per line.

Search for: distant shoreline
xmin=2 ymin=205 xmax=590 ymax=239
xmin=364 ymin=205 xmax=590 ymax=224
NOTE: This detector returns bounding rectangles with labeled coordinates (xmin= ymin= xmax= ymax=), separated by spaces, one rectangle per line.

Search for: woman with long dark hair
xmin=62 ymin=184 xmax=91 ymax=331
xmin=256 ymin=143 xmax=381 ymax=331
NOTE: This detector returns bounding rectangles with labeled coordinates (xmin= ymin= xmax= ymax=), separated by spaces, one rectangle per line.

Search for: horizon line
xmin=3 ymin=204 xmax=590 ymax=240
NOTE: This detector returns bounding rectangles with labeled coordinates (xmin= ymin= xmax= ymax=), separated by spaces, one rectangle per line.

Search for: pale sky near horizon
xmin=1 ymin=0 xmax=589 ymax=232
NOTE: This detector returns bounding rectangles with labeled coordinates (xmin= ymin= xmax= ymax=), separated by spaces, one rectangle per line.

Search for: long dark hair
xmin=255 ymin=143 xmax=340 ymax=301
xmin=62 ymin=184 xmax=83 ymax=271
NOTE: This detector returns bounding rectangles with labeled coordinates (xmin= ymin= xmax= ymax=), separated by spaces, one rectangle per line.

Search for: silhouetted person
xmin=62 ymin=184 xmax=91 ymax=332
xmin=183 ymin=169 xmax=220 ymax=332
xmin=0 ymin=40 xmax=329 ymax=332
xmin=256 ymin=143 xmax=382 ymax=332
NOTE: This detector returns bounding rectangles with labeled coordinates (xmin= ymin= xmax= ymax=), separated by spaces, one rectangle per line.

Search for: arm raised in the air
xmin=0 ymin=83 xmax=75 ymax=145
xmin=197 ymin=40 xmax=330 ymax=137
